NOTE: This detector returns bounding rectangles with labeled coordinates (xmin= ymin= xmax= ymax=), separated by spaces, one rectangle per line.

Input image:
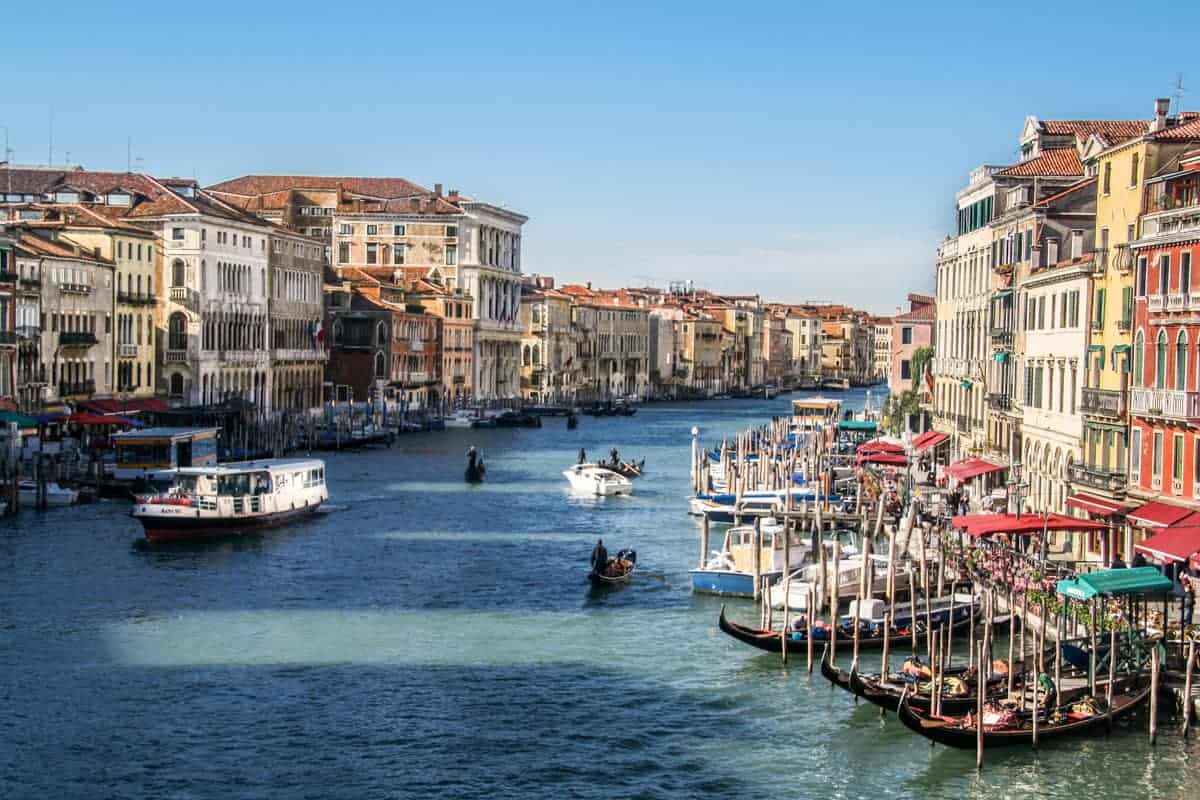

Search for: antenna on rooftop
xmin=127 ymin=136 xmax=132 ymax=172
xmin=47 ymin=108 xmax=54 ymax=166
xmin=1171 ymin=73 xmax=1187 ymax=116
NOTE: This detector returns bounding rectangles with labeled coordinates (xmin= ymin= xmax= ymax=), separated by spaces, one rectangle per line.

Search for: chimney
xmin=448 ymin=189 xmax=459 ymax=200
xmin=1153 ymin=97 xmax=1170 ymax=131
xmin=434 ymin=183 xmax=443 ymax=197
xmin=586 ymin=281 xmax=592 ymax=290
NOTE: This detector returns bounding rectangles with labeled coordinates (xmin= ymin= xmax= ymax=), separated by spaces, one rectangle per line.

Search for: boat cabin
xmin=112 ymin=427 xmax=220 ymax=481
xmin=723 ymin=525 xmax=810 ymax=574
xmin=791 ymin=397 xmax=841 ymax=434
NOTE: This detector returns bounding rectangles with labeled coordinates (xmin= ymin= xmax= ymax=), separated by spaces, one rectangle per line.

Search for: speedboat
xmin=690 ymin=525 xmax=811 ymax=597
xmin=17 ymin=481 xmax=79 ymax=507
xmin=563 ymin=464 xmax=633 ymax=496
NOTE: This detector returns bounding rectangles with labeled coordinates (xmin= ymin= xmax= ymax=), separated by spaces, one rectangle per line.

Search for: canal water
xmin=1 ymin=390 xmax=1196 ymax=799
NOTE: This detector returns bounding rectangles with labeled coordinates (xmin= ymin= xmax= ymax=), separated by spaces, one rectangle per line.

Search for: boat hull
xmin=136 ymin=503 xmax=322 ymax=544
xmin=691 ymin=569 xmax=781 ymax=597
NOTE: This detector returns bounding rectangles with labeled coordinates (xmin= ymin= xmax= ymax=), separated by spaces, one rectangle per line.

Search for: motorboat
xmin=689 ymin=525 xmax=811 ymax=597
xmin=563 ymin=464 xmax=633 ymax=496
xmin=17 ymin=481 xmax=80 ymax=507
xmin=132 ymin=458 xmax=328 ymax=543
xmin=443 ymin=410 xmax=496 ymax=429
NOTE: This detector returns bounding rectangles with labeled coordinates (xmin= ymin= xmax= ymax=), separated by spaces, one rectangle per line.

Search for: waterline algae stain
xmin=2 ymin=393 xmax=1198 ymax=798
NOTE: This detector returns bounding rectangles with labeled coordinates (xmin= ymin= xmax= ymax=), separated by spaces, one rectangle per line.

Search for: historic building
xmin=889 ymin=295 xmax=933 ymax=394
xmin=520 ymin=284 xmax=575 ymax=403
xmin=0 ymin=234 xmax=15 ymax=406
xmin=268 ymin=228 xmax=327 ymax=411
xmin=411 ymin=279 xmax=474 ymax=405
xmin=872 ymin=317 xmax=893 ymax=385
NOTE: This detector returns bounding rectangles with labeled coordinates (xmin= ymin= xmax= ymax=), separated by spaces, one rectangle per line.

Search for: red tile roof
xmin=12 ymin=231 xmax=111 ymax=263
xmin=1149 ymin=117 xmax=1200 ymax=141
xmin=1040 ymin=120 xmax=1149 ymax=141
xmin=995 ymin=148 xmax=1083 ymax=177
xmin=894 ymin=306 xmax=935 ymax=322
xmin=1034 ymin=177 xmax=1097 ymax=208
xmin=206 ymin=175 xmax=429 ymax=199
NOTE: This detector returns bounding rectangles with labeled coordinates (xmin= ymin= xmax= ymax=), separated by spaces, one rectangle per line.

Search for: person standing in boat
xmin=610 ymin=447 xmax=620 ymax=467
xmin=578 ymin=448 xmax=587 ymax=465
xmin=591 ymin=539 xmax=608 ymax=575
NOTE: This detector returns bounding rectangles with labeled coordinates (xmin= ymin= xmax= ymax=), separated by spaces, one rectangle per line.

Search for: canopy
xmin=952 ymin=512 xmax=1108 ymax=537
xmin=1134 ymin=519 xmax=1200 ymax=564
xmin=1065 ymin=493 xmax=1127 ymax=517
xmin=1056 ymin=566 xmax=1174 ymax=600
xmin=858 ymin=452 xmax=907 ymax=467
xmin=79 ymin=398 xmax=168 ymax=414
xmin=1127 ymin=500 xmax=1193 ymax=529
xmin=858 ymin=440 xmax=904 ymax=455
xmin=944 ymin=457 xmax=1004 ymax=482
xmin=65 ymin=413 xmax=136 ymax=427
xmin=839 ymin=420 xmax=878 ymax=432
xmin=912 ymin=431 xmax=949 ymax=452
xmin=0 ymin=410 xmax=40 ymax=428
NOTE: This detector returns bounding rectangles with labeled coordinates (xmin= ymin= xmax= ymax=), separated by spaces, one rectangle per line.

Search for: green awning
xmin=1087 ymin=344 xmax=1105 ymax=352
xmin=1112 ymin=344 xmax=1131 ymax=354
xmin=838 ymin=420 xmax=878 ymax=432
xmin=994 ymin=352 xmax=1008 ymax=362
xmin=0 ymin=410 xmax=39 ymax=427
xmin=991 ymin=289 xmax=1013 ymax=300
xmin=1085 ymin=421 xmax=1126 ymax=433
xmin=1056 ymin=566 xmax=1174 ymax=600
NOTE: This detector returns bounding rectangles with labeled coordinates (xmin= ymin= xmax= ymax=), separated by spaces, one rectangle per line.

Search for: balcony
xmin=1080 ymin=386 xmax=1126 ymax=418
xmin=1168 ymin=293 xmax=1187 ymax=312
xmin=0 ymin=269 xmax=17 ymax=282
xmin=59 ymin=379 xmax=96 ymax=397
xmin=59 ymin=331 xmax=98 ymax=348
xmin=60 ymin=283 xmax=93 ymax=295
xmin=1068 ymin=462 xmax=1126 ymax=495
xmin=1090 ymin=318 xmax=1103 ymax=331
xmin=1148 ymin=295 xmax=1165 ymax=313
xmin=164 ymin=348 xmax=188 ymax=364
xmin=272 ymin=347 xmax=327 ymax=362
xmin=0 ymin=330 xmax=15 ymax=346
xmin=17 ymin=325 xmax=39 ymax=340
xmin=118 ymin=343 xmax=139 ymax=358
xmin=1112 ymin=243 xmax=1133 ymax=273
xmin=986 ymin=392 xmax=1010 ymax=411
xmin=1140 ymin=201 xmax=1200 ymax=239
xmin=19 ymin=276 xmax=41 ymax=291
xmin=452 ymin=375 xmax=466 ymax=384
xmin=989 ymin=327 xmax=1013 ymax=346
xmin=169 ymin=286 xmax=194 ymax=307
xmin=1130 ymin=387 xmax=1200 ymax=421
xmin=1116 ymin=318 xmax=1132 ymax=332
xmin=117 ymin=292 xmax=157 ymax=307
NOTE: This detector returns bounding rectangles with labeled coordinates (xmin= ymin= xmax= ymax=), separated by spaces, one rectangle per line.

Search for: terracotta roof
xmin=1149 ymin=117 xmax=1200 ymax=141
xmin=1040 ymin=120 xmax=1149 ymax=141
xmin=1034 ymin=177 xmax=1097 ymax=207
xmin=206 ymin=174 xmax=430 ymax=199
xmin=894 ymin=306 xmax=935 ymax=322
xmin=12 ymin=203 xmax=153 ymax=234
xmin=995 ymin=148 xmax=1083 ymax=177
xmin=12 ymin=231 xmax=111 ymax=263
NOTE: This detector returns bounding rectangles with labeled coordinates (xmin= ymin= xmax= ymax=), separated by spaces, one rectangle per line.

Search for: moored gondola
xmin=717 ymin=600 xmax=977 ymax=655
xmin=895 ymin=676 xmax=1150 ymax=748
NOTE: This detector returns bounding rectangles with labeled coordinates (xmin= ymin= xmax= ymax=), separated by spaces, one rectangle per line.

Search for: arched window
xmin=169 ymin=372 xmax=184 ymax=397
xmin=531 ymin=306 xmax=540 ymax=324
xmin=1156 ymin=329 xmax=1168 ymax=389
xmin=171 ymin=259 xmax=186 ymax=287
xmin=1177 ymin=330 xmax=1189 ymax=390
xmin=1134 ymin=330 xmax=1145 ymax=386
xmin=332 ymin=321 xmax=343 ymax=346
xmin=377 ymin=321 xmax=387 ymax=346
xmin=168 ymin=312 xmax=188 ymax=351
xmin=374 ymin=351 xmax=386 ymax=378
xmin=532 ymin=344 xmax=540 ymax=364
xmin=523 ymin=345 xmax=531 ymax=366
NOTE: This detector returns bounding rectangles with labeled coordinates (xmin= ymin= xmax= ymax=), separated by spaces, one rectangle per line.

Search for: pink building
xmin=889 ymin=293 xmax=934 ymax=394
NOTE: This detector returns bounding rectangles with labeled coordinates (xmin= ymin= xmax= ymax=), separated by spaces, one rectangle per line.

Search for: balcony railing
xmin=59 ymin=379 xmax=96 ymax=396
xmin=1148 ymin=295 xmax=1166 ymax=312
xmin=452 ymin=375 xmax=466 ymax=384
xmin=169 ymin=286 xmax=194 ymax=306
xmin=17 ymin=325 xmax=39 ymax=340
xmin=1112 ymin=243 xmax=1134 ymax=273
xmin=59 ymin=331 xmax=98 ymax=347
xmin=1168 ymin=293 xmax=1187 ymax=312
xmin=1116 ymin=318 xmax=1132 ymax=332
xmin=118 ymin=343 xmax=139 ymax=358
xmin=164 ymin=348 xmax=188 ymax=364
xmin=1130 ymin=387 xmax=1200 ymax=421
xmin=1068 ymin=462 xmax=1126 ymax=495
xmin=272 ymin=347 xmax=328 ymax=362
xmin=1081 ymin=386 xmax=1126 ymax=418
xmin=117 ymin=292 xmax=157 ymax=307
xmin=989 ymin=327 xmax=1013 ymax=344
xmin=19 ymin=276 xmax=41 ymax=291
xmin=0 ymin=269 xmax=18 ymax=282
xmin=60 ymin=283 xmax=93 ymax=295
xmin=986 ymin=392 xmax=1010 ymax=411
xmin=0 ymin=330 xmax=15 ymax=346
xmin=1140 ymin=202 xmax=1200 ymax=239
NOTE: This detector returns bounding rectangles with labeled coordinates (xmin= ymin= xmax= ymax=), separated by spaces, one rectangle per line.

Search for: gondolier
xmin=591 ymin=539 xmax=608 ymax=574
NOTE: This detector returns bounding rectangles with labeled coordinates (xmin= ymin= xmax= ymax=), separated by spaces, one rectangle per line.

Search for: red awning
xmin=1135 ymin=523 xmax=1200 ymax=564
xmin=78 ymin=398 xmax=168 ymax=414
xmin=912 ymin=431 xmax=949 ymax=452
xmin=858 ymin=440 xmax=904 ymax=455
xmin=1065 ymin=493 xmax=1128 ymax=517
xmin=858 ymin=452 xmax=908 ymax=466
xmin=65 ymin=413 xmax=135 ymax=427
xmin=951 ymin=512 xmax=1109 ymax=537
xmin=943 ymin=458 xmax=1004 ymax=482
xmin=1127 ymin=500 xmax=1194 ymax=529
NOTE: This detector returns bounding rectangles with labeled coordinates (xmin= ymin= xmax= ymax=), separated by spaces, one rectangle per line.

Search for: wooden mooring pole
xmin=1182 ymin=639 xmax=1196 ymax=736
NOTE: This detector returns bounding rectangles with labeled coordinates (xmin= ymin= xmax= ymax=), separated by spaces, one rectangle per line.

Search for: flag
xmin=312 ymin=319 xmax=325 ymax=346
xmin=921 ymin=361 xmax=934 ymax=401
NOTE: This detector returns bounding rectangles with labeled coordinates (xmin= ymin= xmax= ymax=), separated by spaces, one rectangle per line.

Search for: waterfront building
xmin=872 ymin=316 xmax=893 ymax=385
xmin=12 ymin=241 xmax=42 ymax=410
xmin=782 ymin=307 xmax=823 ymax=385
xmin=0 ymin=234 xmax=15 ymax=405
xmin=648 ymin=305 xmax=682 ymax=399
xmin=10 ymin=229 xmax=114 ymax=406
xmin=1128 ymin=145 xmax=1200 ymax=554
xmin=889 ymin=295 xmax=934 ymax=394
xmin=323 ymin=281 xmax=392 ymax=403
xmin=268 ymin=228 xmax=327 ymax=411
xmin=411 ymin=279 xmax=474 ymax=405
xmin=763 ymin=311 xmax=792 ymax=387
xmin=519 ymin=282 xmax=576 ymax=404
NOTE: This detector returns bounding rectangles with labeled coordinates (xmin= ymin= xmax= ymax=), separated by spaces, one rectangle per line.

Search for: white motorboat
xmin=132 ymin=458 xmax=328 ymax=543
xmin=17 ymin=481 xmax=79 ymax=507
xmin=769 ymin=554 xmax=913 ymax=610
xmin=563 ymin=464 xmax=633 ymax=496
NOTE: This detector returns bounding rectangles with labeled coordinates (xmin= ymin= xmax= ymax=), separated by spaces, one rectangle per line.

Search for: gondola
xmin=896 ymin=676 xmax=1150 ymax=748
xmin=589 ymin=550 xmax=636 ymax=586
xmin=849 ymin=661 xmax=1018 ymax=715
xmin=465 ymin=449 xmax=486 ymax=483
xmin=566 ymin=413 xmax=578 ymax=430
xmin=717 ymin=602 xmax=977 ymax=655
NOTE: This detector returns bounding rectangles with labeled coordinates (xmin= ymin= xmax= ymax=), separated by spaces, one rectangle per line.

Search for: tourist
xmin=1131 ymin=551 xmax=1147 ymax=568
xmin=610 ymin=447 xmax=620 ymax=466
xmin=1180 ymin=575 xmax=1194 ymax=627
xmin=1110 ymin=554 xmax=1127 ymax=569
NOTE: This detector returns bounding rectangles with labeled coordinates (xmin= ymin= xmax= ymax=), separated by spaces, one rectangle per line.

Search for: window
xmin=171 ymin=259 xmax=186 ymax=287
xmin=1122 ymin=286 xmax=1133 ymax=326
xmin=901 ymin=327 xmax=913 ymax=345
xmin=1037 ymin=296 xmax=1045 ymax=329
xmin=339 ymin=224 xmax=352 ymax=235
xmin=366 ymin=243 xmax=378 ymax=265
xmin=393 ymin=245 xmax=405 ymax=265
xmin=1131 ymin=427 xmax=1142 ymax=477
xmin=1071 ymin=230 xmax=1083 ymax=259
xmin=1153 ymin=431 xmax=1163 ymax=478
xmin=1177 ymin=331 xmax=1188 ymax=390
xmin=1195 ymin=439 xmax=1200 ymax=489
xmin=1156 ymin=329 xmax=1168 ymax=389
xmin=446 ymin=225 xmax=458 ymax=238
xmin=1103 ymin=161 xmax=1112 ymax=194
xmin=1095 ymin=288 xmax=1106 ymax=325
xmin=445 ymin=245 xmax=457 ymax=266
xmin=392 ymin=224 xmax=406 ymax=237
xmin=1160 ymin=254 xmax=1171 ymax=296
xmin=168 ymin=312 xmax=187 ymax=351
xmin=1174 ymin=434 xmax=1185 ymax=482
xmin=338 ymin=243 xmax=350 ymax=263
xmin=901 ymin=360 xmax=911 ymax=380
xmin=1136 ymin=256 xmax=1148 ymax=296
xmin=171 ymin=227 xmax=185 ymax=241
xmin=1134 ymin=330 xmax=1145 ymax=385
xmin=377 ymin=321 xmax=387 ymax=345
xmin=1130 ymin=152 xmax=1140 ymax=187
xmin=1183 ymin=252 xmax=1193 ymax=294
xmin=374 ymin=351 xmax=386 ymax=378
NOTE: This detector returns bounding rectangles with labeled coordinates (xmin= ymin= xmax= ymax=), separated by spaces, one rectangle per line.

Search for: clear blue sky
xmin=2 ymin=2 xmax=1197 ymax=314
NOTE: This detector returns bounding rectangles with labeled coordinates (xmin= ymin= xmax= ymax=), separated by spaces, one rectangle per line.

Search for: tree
xmin=884 ymin=390 xmax=921 ymax=436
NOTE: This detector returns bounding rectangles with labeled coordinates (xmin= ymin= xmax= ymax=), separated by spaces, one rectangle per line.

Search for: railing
xmin=59 ymin=380 xmax=96 ymax=396
xmin=1080 ymin=386 xmax=1126 ymax=417
xmin=1090 ymin=318 xmax=1103 ymax=331
xmin=452 ymin=375 xmax=466 ymax=384
xmin=16 ymin=325 xmax=39 ymax=340
xmin=1116 ymin=318 xmax=1131 ymax=332
xmin=0 ymin=330 xmax=15 ymax=346
xmin=60 ymin=283 xmax=93 ymax=295
xmin=1130 ymin=387 xmax=1200 ymax=421
xmin=169 ymin=286 xmax=193 ymax=306
xmin=1140 ymin=202 xmax=1200 ymax=238
xmin=272 ymin=348 xmax=327 ymax=362
xmin=117 ymin=292 xmax=157 ymax=307
xmin=59 ymin=331 xmax=98 ymax=347
xmin=1068 ymin=462 xmax=1126 ymax=495
xmin=1173 ymin=478 xmax=1185 ymax=496
xmin=19 ymin=276 xmax=41 ymax=290
xmin=986 ymin=392 xmax=1010 ymax=411
xmin=164 ymin=349 xmax=188 ymax=363
xmin=1148 ymin=295 xmax=1165 ymax=312
xmin=1168 ymin=293 xmax=1186 ymax=312
xmin=221 ymin=350 xmax=265 ymax=364
xmin=989 ymin=327 xmax=1013 ymax=343
xmin=1112 ymin=243 xmax=1133 ymax=273
xmin=0 ymin=269 xmax=18 ymax=282
xmin=119 ymin=343 xmax=139 ymax=358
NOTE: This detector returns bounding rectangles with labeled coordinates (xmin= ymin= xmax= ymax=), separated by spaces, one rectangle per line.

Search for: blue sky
xmin=2 ymin=2 xmax=1197 ymax=314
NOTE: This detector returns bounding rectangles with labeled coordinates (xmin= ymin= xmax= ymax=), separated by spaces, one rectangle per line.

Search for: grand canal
xmin=1 ymin=391 xmax=1197 ymax=799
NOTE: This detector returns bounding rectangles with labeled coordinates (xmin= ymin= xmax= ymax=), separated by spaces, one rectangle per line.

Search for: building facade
xmin=268 ymin=229 xmax=327 ymax=411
